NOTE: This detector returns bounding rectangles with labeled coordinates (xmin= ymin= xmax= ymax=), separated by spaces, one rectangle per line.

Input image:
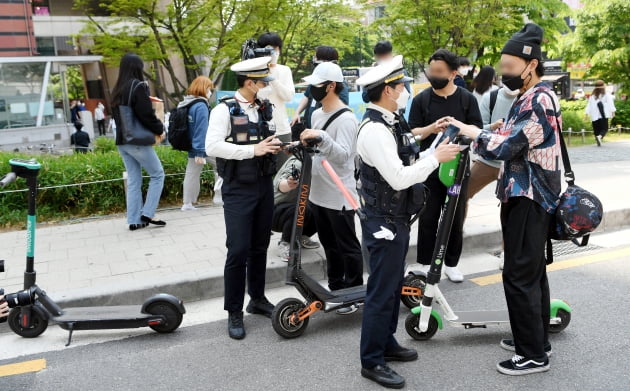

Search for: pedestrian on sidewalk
xmin=94 ymin=102 xmax=106 ymax=136
xmin=585 ymin=80 xmax=616 ymax=147
xmin=180 ymin=76 xmax=213 ymax=211
xmin=355 ymin=55 xmax=460 ymax=389
xmin=111 ymin=53 xmax=167 ymax=231
xmin=70 ymin=121 xmax=90 ymax=153
xmin=205 ymin=56 xmax=283 ymax=340
xmin=299 ymin=62 xmax=364 ymax=312
xmin=451 ymin=23 xmax=562 ymax=376
xmin=408 ymin=48 xmax=483 ymax=282
xmin=471 ymin=65 xmax=498 ymax=103
xmin=272 ymin=126 xmax=319 ymax=261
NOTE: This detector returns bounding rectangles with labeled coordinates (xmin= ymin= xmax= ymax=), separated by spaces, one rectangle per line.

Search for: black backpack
xmin=168 ymin=99 xmax=207 ymax=151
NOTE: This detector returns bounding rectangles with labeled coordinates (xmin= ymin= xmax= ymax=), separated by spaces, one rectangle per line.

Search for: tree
xmin=563 ymin=0 xmax=630 ymax=95
xmin=74 ymin=0 xmax=361 ymax=104
xmin=370 ymin=0 xmax=570 ymax=71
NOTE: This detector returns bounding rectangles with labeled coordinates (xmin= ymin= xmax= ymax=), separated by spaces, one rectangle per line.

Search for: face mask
xmin=503 ymin=87 xmax=520 ymax=97
xmin=428 ymin=76 xmax=450 ymax=90
xmin=396 ymin=87 xmax=410 ymax=110
xmin=501 ymin=64 xmax=531 ymax=92
xmin=459 ymin=67 xmax=470 ymax=76
xmin=256 ymin=85 xmax=272 ymax=100
xmin=310 ymin=82 xmax=329 ymax=102
xmin=269 ymin=48 xmax=279 ymax=64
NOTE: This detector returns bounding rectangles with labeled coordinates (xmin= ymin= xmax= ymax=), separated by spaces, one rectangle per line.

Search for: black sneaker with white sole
xmin=497 ymin=355 xmax=550 ymax=375
xmin=500 ymin=339 xmax=552 ymax=357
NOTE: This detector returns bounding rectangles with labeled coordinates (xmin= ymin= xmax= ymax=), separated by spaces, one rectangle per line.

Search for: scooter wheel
xmin=401 ymin=274 xmax=426 ymax=309
xmin=145 ymin=301 xmax=183 ymax=333
xmin=549 ymin=309 xmax=571 ymax=333
xmin=8 ymin=306 xmax=48 ymax=338
xmin=271 ymin=298 xmax=310 ymax=339
xmin=405 ymin=313 xmax=438 ymax=341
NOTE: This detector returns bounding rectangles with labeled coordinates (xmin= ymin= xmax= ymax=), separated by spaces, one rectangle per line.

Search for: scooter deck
xmin=449 ymin=310 xmax=510 ymax=327
xmin=53 ymin=306 xmax=157 ymax=330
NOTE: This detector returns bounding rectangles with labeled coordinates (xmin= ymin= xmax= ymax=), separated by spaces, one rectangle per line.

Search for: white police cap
xmin=303 ymin=62 xmax=345 ymax=85
xmin=230 ymin=56 xmax=274 ymax=82
xmin=356 ymin=55 xmax=412 ymax=91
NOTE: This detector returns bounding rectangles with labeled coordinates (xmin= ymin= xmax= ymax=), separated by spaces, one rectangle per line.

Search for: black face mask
xmin=311 ymin=82 xmax=329 ymax=102
xmin=502 ymin=65 xmax=530 ymax=91
xmin=428 ymin=76 xmax=449 ymax=90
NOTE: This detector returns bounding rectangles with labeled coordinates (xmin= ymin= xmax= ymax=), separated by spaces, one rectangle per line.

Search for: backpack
xmin=168 ymin=98 xmax=207 ymax=151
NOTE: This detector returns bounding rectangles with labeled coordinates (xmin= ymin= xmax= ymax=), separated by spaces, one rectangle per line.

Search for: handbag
xmin=545 ymin=92 xmax=603 ymax=247
xmin=117 ymin=80 xmax=157 ymax=146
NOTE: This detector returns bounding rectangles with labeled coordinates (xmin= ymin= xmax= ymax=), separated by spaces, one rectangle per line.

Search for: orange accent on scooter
xmin=292 ymin=301 xmax=323 ymax=324
xmin=401 ymin=286 xmax=423 ymax=297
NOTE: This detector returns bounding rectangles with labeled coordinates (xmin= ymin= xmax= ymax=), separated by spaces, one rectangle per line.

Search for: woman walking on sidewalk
xmin=585 ymin=80 xmax=616 ymax=147
xmin=111 ymin=53 xmax=167 ymax=231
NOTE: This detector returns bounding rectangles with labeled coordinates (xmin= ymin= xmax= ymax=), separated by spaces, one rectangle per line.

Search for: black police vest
xmin=215 ymin=98 xmax=277 ymax=183
xmin=358 ymin=108 xmax=427 ymax=219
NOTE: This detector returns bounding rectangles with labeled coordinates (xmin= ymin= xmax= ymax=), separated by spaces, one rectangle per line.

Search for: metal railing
xmin=563 ymin=125 xmax=630 ymax=145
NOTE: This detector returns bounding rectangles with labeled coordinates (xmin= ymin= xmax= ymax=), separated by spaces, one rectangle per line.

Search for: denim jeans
xmin=118 ymin=144 xmax=165 ymax=224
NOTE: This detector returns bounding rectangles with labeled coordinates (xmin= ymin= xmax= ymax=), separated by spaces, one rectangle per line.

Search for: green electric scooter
xmin=404 ymin=127 xmax=572 ymax=341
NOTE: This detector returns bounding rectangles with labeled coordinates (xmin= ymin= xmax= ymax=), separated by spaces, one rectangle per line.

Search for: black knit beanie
xmin=501 ymin=23 xmax=544 ymax=61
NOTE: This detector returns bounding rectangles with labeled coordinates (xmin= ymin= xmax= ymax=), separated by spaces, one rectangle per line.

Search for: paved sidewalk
xmin=0 ymin=141 xmax=628 ymax=307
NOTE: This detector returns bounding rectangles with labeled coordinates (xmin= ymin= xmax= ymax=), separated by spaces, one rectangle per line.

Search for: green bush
xmin=561 ymin=111 xmax=591 ymax=133
xmin=560 ymin=99 xmax=587 ymax=113
xmin=0 ymin=146 xmax=214 ymax=228
xmin=93 ymin=137 xmax=117 ymax=153
xmin=611 ymin=99 xmax=630 ymax=128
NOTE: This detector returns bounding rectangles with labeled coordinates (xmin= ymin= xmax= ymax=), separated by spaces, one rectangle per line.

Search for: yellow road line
xmin=471 ymin=247 xmax=630 ymax=287
xmin=0 ymin=359 xmax=46 ymax=377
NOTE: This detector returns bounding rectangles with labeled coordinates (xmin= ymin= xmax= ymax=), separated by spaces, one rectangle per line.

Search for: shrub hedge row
xmin=0 ymin=138 xmax=215 ymax=228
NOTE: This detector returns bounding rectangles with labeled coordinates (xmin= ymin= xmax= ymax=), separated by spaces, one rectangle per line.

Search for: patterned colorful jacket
xmin=474 ymin=82 xmax=562 ymax=214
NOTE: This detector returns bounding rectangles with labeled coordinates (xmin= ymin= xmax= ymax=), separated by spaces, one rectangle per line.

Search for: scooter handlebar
xmin=0 ymin=172 xmax=16 ymax=188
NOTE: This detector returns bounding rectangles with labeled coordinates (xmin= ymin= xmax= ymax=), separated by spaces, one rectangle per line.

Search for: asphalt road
xmin=1 ymin=244 xmax=629 ymax=391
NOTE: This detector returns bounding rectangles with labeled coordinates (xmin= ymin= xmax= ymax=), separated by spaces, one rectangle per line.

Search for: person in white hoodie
xmin=257 ymin=32 xmax=295 ymax=166
xmin=585 ymin=80 xmax=616 ymax=146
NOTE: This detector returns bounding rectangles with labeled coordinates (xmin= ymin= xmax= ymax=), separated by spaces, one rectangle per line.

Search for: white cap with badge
xmin=356 ymin=55 xmax=412 ymax=91
xmin=230 ymin=56 xmax=275 ymax=82
xmin=302 ymin=62 xmax=345 ymax=85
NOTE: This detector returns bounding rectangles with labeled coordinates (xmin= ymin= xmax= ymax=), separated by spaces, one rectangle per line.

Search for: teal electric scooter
xmin=0 ymin=158 xmax=186 ymax=346
xmin=404 ymin=127 xmax=572 ymax=341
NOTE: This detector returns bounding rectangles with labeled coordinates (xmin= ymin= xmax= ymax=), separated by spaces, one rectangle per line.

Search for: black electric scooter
xmin=403 ymin=128 xmax=571 ymax=340
xmin=270 ymin=139 xmax=423 ymax=338
xmin=0 ymin=158 xmax=185 ymax=346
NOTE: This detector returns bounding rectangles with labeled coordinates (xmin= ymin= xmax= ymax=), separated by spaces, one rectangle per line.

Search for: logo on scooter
xmin=296 ymin=184 xmax=309 ymax=227
xmin=447 ymin=184 xmax=461 ymax=197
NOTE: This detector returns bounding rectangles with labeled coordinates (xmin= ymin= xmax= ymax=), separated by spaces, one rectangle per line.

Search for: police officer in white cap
xmin=356 ymin=55 xmax=459 ymax=388
xmin=205 ymin=56 xmax=283 ymax=340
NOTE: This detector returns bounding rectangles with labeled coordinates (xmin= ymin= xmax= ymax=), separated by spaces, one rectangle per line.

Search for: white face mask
xmin=396 ymin=88 xmax=410 ymax=110
xmin=503 ymin=86 xmax=520 ymax=96
xmin=256 ymin=85 xmax=273 ymax=100
xmin=459 ymin=66 xmax=470 ymax=76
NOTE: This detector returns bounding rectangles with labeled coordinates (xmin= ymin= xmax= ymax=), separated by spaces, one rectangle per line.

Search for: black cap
xmin=501 ymin=23 xmax=544 ymax=61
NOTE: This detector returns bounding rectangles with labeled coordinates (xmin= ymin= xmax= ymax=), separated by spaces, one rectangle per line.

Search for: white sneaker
xmin=181 ymin=203 xmax=196 ymax=211
xmin=277 ymin=241 xmax=290 ymax=261
xmin=213 ymin=194 xmax=223 ymax=206
xmin=444 ymin=266 xmax=464 ymax=282
xmin=498 ymin=251 xmax=504 ymax=270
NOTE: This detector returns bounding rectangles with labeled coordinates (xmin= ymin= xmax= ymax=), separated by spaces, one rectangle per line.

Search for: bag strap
xmin=489 ymin=88 xmax=499 ymax=117
xmin=541 ymin=91 xmax=575 ymax=186
xmin=127 ymin=80 xmax=144 ymax=106
xmin=321 ymin=107 xmax=352 ymax=131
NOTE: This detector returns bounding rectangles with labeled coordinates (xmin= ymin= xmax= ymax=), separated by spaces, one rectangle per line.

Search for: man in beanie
xmin=449 ymin=23 xmax=562 ymax=375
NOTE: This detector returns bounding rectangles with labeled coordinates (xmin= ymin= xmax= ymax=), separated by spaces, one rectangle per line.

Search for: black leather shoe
xmin=384 ymin=346 xmax=418 ymax=362
xmin=228 ymin=311 xmax=245 ymax=340
xmin=141 ymin=215 xmax=166 ymax=226
xmin=361 ymin=364 xmax=405 ymax=389
xmin=246 ymin=296 xmax=274 ymax=318
xmin=129 ymin=223 xmax=148 ymax=231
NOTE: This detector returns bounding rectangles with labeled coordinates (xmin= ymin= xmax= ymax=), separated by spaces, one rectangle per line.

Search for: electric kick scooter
xmin=404 ymin=127 xmax=571 ymax=340
xmin=0 ymin=158 xmax=186 ymax=346
xmin=271 ymin=138 xmax=423 ymax=338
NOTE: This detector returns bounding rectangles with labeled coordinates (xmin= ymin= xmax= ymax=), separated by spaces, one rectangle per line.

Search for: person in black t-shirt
xmin=408 ymin=48 xmax=482 ymax=282
xmin=70 ymin=122 xmax=90 ymax=153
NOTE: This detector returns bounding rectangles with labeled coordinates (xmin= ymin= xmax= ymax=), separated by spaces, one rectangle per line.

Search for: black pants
xmin=272 ymin=201 xmax=317 ymax=243
xmin=360 ymin=209 xmax=409 ymax=368
xmin=592 ymin=118 xmax=608 ymax=138
xmin=310 ymin=202 xmax=363 ymax=290
xmin=97 ymin=119 xmax=106 ymax=135
xmin=222 ymin=175 xmax=274 ymax=313
xmin=416 ymin=170 xmax=469 ymax=267
xmin=501 ymin=197 xmax=551 ymax=360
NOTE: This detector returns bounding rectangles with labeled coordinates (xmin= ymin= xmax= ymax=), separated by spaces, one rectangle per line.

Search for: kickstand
xmin=65 ymin=324 xmax=74 ymax=347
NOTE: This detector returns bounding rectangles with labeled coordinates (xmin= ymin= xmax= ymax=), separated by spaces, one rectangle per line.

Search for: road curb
xmin=42 ymin=207 xmax=630 ymax=308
